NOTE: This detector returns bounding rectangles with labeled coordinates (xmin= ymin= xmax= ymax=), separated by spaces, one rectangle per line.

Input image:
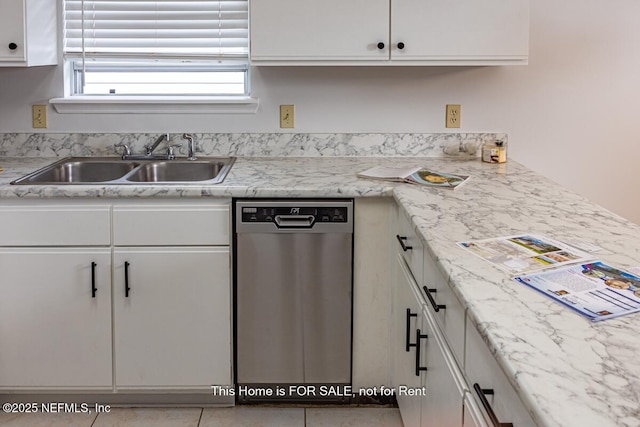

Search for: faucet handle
xmin=166 ymin=144 xmax=182 ymax=160
xmin=114 ymin=143 xmax=132 ymax=159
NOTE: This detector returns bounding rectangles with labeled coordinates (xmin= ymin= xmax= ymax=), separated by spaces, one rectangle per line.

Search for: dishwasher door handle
xmin=275 ymin=215 xmax=315 ymax=228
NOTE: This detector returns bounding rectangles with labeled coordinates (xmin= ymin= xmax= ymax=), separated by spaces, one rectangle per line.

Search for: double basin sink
xmin=11 ymin=157 xmax=235 ymax=185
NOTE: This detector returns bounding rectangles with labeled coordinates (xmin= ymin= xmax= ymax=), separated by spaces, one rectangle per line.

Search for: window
xmin=62 ymin=0 xmax=249 ymax=97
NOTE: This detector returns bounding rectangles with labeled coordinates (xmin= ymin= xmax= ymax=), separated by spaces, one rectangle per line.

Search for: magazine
xmin=457 ymin=234 xmax=594 ymax=275
xmin=514 ymin=261 xmax=640 ymax=321
xmin=357 ymin=166 xmax=470 ymax=190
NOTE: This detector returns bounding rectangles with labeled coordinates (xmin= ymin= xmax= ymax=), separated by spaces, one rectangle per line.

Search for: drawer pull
xmin=124 ymin=261 xmax=131 ymax=297
xmin=423 ymin=286 xmax=446 ymax=312
xmin=91 ymin=262 xmax=97 ymax=298
xmin=405 ymin=308 xmax=418 ymax=352
xmin=396 ymin=235 xmax=413 ymax=251
xmin=473 ymin=383 xmax=514 ymax=427
xmin=415 ymin=329 xmax=428 ymax=376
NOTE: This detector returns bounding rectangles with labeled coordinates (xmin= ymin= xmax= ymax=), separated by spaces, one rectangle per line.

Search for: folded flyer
xmin=514 ymin=261 xmax=640 ymax=321
xmin=357 ymin=166 xmax=470 ymax=190
xmin=457 ymin=234 xmax=594 ymax=275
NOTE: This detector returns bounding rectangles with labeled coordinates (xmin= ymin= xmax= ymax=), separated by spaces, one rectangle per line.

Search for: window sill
xmin=49 ymin=96 xmax=260 ymax=114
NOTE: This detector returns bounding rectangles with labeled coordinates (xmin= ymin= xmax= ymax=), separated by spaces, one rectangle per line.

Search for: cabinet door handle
xmin=8 ymin=43 xmax=18 ymax=50
xmin=396 ymin=235 xmax=413 ymax=251
xmin=405 ymin=308 xmax=418 ymax=352
xmin=423 ymin=286 xmax=446 ymax=312
xmin=415 ymin=329 xmax=428 ymax=376
xmin=124 ymin=261 xmax=131 ymax=297
xmin=91 ymin=262 xmax=97 ymax=298
xmin=397 ymin=42 xmax=405 ymax=50
xmin=377 ymin=42 xmax=385 ymax=50
xmin=473 ymin=383 xmax=514 ymax=427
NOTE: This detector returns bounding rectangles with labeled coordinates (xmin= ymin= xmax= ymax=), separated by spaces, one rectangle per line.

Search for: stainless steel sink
xmin=11 ymin=159 xmax=140 ymax=184
xmin=126 ymin=160 xmax=231 ymax=183
xmin=11 ymin=157 xmax=235 ymax=185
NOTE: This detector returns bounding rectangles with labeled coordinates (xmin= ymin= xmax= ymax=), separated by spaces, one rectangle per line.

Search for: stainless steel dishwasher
xmin=234 ymin=199 xmax=353 ymax=403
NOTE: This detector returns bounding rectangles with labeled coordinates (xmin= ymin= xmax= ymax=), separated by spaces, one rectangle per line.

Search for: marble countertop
xmin=1 ymin=155 xmax=639 ymax=427
xmin=0 ymin=156 xmax=397 ymax=198
xmin=394 ymin=175 xmax=640 ymax=427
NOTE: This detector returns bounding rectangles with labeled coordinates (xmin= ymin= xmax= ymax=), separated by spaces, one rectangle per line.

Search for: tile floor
xmin=0 ymin=406 xmax=404 ymax=427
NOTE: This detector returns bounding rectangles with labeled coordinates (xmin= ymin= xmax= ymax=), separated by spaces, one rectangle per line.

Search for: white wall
xmin=1 ymin=0 xmax=639 ymax=223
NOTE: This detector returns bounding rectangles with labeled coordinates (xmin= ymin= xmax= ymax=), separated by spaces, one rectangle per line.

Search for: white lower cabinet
xmin=420 ymin=305 xmax=466 ymax=427
xmin=0 ymin=248 xmax=112 ymax=389
xmin=392 ymin=254 xmax=424 ymax=427
xmin=0 ymin=199 xmax=232 ymax=395
xmin=391 ymin=202 xmax=536 ymax=427
xmin=465 ymin=318 xmax=536 ymax=427
xmin=423 ymin=250 xmax=465 ymax=366
xmin=111 ymin=202 xmax=232 ymax=391
xmin=113 ymin=247 xmax=230 ymax=390
xmin=463 ymin=392 xmax=490 ymax=427
xmin=393 ymin=254 xmax=465 ymax=427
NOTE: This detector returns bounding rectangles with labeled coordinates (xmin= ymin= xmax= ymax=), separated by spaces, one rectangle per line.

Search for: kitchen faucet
xmin=114 ymin=133 xmax=199 ymax=160
xmin=182 ymin=133 xmax=197 ymax=160
xmin=145 ymin=133 xmax=170 ymax=156
xmin=115 ymin=133 xmax=179 ymax=160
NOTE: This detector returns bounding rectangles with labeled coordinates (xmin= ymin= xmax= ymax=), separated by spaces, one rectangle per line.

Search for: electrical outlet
xmin=446 ymin=104 xmax=461 ymax=128
xmin=280 ymin=105 xmax=295 ymax=128
xmin=32 ymin=104 xmax=48 ymax=128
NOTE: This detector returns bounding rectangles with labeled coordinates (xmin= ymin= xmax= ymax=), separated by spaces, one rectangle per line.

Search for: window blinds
xmin=64 ymin=0 xmax=249 ymax=59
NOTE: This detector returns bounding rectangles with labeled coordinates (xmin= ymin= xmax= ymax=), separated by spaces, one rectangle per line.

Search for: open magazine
xmin=457 ymin=234 xmax=593 ymax=275
xmin=514 ymin=261 xmax=640 ymax=321
xmin=357 ymin=166 xmax=470 ymax=190
xmin=458 ymin=234 xmax=640 ymax=321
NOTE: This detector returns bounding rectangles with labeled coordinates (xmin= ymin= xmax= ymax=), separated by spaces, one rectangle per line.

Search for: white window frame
xmin=51 ymin=0 xmax=258 ymax=114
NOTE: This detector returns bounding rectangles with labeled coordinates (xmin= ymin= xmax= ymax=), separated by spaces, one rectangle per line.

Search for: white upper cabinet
xmin=0 ymin=0 xmax=58 ymax=66
xmin=250 ymin=0 xmax=529 ymax=65
xmin=250 ymin=0 xmax=389 ymax=62
xmin=391 ymin=0 xmax=529 ymax=64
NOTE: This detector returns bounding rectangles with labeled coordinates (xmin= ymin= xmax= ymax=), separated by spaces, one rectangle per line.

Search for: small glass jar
xmin=482 ymin=140 xmax=507 ymax=163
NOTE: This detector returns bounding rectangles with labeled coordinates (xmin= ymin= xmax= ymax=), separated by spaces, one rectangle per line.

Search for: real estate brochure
xmin=514 ymin=261 xmax=640 ymax=321
xmin=357 ymin=166 xmax=470 ymax=190
xmin=457 ymin=234 xmax=593 ymax=275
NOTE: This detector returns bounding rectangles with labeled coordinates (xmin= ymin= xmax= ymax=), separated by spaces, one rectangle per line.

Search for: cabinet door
xmin=0 ymin=249 xmax=112 ymax=388
xmin=113 ymin=247 xmax=231 ymax=390
xmin=0 ymin=0 xmax=25 ymax=62
xmin=463 ymin=392 xmax=490 ymax=427
xmin=391 ymin=0 xmax=529 ymax=63
xmin=250 ymin=0 xmax=389 ymax=62
xmin=465 ymin=318 xmax=536 ymax=427
xmin=420 ymin=307 xmax=465 ymax=427
xmin=392 ymin=254 xmax=424 ymax=427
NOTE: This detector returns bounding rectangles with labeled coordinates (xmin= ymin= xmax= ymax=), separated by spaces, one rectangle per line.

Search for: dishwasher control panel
xmin=235 ymin=199 xmax=353 ymax=233
xmin=241 ymin=206 xmax=348 ymax=223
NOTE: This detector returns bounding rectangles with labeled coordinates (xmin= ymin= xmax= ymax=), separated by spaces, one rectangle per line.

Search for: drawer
xmin=0 ymin=205 xmax=110 ymax=246
xmin=395 ymin=209 xmax=423 ymax=282
xmin=421 ymin=251 xmax=466 ymax=366
xmin=465 ymin=318 xmax=536 ymax=427
xmin=113 ymin=203 xmax=229 ymax=246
